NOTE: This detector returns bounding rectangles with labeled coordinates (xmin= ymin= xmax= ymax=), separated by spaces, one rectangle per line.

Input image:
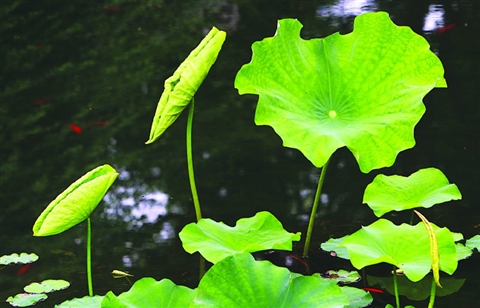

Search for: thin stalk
xmin=186 ymin=99 xmax=205 ymax=279
xmin=186 ymin=98 xmax=202 ymax=221
xmin=303 ymin=157 xmax=330 ymax=257
xmin=87 ymin=217 xmax=93 ymax=296
xmin=393 ymin=267 xmax=400 ymax=308
xmin=428 ymin=276 xmax=437 ymax=308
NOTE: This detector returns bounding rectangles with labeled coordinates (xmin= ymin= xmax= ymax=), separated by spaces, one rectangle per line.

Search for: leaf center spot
xmin=329 ymin=110 xmax=337 ymax=118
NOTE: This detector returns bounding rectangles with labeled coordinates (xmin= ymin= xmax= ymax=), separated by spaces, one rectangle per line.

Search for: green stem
xmin=393 ymin=267 xmax=400 ymax=308
xmin=303 ymin=158 xmax=330 ymax=257
xmin=428 ymin=276 xmax=437 ymax=308
xmin=87 ymin=217 xmax=93 ymax=296
xmin=186 ymin=98 xmax=202 ymax=222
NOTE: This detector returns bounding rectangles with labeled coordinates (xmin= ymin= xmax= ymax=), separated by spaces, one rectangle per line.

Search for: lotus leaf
xmin=56 ymin=295 xmax=104 ymax=307
xmin=179 ymin=211 xmax=301 ymax=263
xmin=363 ymin=168 xmax=461 ymax=217
xmin=33 ymin=164 xmax=118 ymax=236
xmin=338 ymin=286 xmax=373 ymax=308
xmin=341 ymin=219 xmax=457 ymax=282
xmin=6 ymin=293 xmax=47 ymax=307
xmin=320 ymin=236 xmax=350 ymax=259
xmin=368 ymin=275 xmax=465 ymax=301
xmin=102 ymin=278 xmax=196 ymax=308
xmin=235 ymin=12 xmax=446 ymax=173
xmin=146 ymin=27 xmax=226 ymax=144
xmin=193 ymin=253 xmax=349 ymax=307
xmin=0 ymin=252 xmax=38 ymax=265
xmin=317 ymin=270 xmax=361 ymax=284
xmin=24 ymin=279 xmax=70 ymax=294
xmin=466 ymin=234 xmax=480 ymax=252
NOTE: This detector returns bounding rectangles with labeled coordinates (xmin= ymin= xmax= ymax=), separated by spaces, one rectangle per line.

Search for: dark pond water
xmin=1 ymin=1 xmax=479 ymax=307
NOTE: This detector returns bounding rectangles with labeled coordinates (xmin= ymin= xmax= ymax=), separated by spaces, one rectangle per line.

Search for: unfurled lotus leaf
xmin=102 ymin=278 xmax=196 ymax=308
xmin=179 ymin=211 xmax=301 ymax=263
xmin=235 ymin=12 xmax=446 ymax=173
xmin=341 ymin=219 xmax=457 ymax=282
xmin=24 ymin=279 xmax=70 ymax=293
xmin=466 ymin=234 xmax=480 ymax=252
xmin=0 ymin=252 xmax=38 ymax=265
xmin=33 ymin=164 xmax=118 ymax=236
xmin=146 ymin=27 xmax=226 ymax=144
xmin=363 ymin=168 xmax=461 ymax=217
xmin=194 ymin=253 xmax=350 ymax=307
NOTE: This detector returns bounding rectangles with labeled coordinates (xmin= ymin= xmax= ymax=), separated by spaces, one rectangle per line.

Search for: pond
xmin=1 ymin=1 xmax=479 ymax=307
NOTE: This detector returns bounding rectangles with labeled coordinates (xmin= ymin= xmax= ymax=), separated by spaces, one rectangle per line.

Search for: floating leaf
xmin=33 ymin=164 xmax=118 ymax=236
xmin=102 ymin=278 xmax=196 ymax=308
xmin=6 ymin=293 xmax=47 ymax=307
xmin=341 ymin=219 xmax=457 ymax=282
xmin=146 ymin=27 xmax=226 ymax=144
xmin=235 ymin=12 xmax=446 ymax=173
xmin=0 ymin=253 xmax=38 ymax=265
xmin=56 ymin=295 xmax=104 ymax=307
xmin=179 ymin=211 xmax=301 ymax=263
xmin=363 ymin=168 xmax=461 ymax=217
xmin=193 ymin=253 xmax=350 ymax=307
xmin=317 ymin=270 xmax=361 ymax=284
xmin=24 ymin=279 xmax=70 ymax=293
xmin=466 ymin=234 xmax=480 ymax=252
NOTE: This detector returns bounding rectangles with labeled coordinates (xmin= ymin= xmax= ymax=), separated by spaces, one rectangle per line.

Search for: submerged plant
xmin=32 ymin=164 xmax=118 ymax=297
xmin=234 ymin=12 xmax=447 ymax=256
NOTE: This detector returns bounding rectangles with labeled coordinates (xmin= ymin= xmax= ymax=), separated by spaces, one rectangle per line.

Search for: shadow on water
xmin=1 ymin=0 xmax=479 ymax=307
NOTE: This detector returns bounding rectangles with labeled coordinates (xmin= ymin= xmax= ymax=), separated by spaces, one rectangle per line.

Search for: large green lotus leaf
xmin=179 ymin=211 xmax=301 ymax=263
xmin=341 ymin=219 xmax=457 ymax=282
xmin=193 ymin=253 xmax=349 ymax=307
xmin=235 ymin=12 xmax=446 ymax=173
xmin=33 ymin=164 xmax=118 ymax=236
xmin=146 ymin=27 xmax=226 ymax=144
xmin=363 ymin=168 xmax=461 ymax=217
xmin=101 ymin=278 xmax=196 ymax=308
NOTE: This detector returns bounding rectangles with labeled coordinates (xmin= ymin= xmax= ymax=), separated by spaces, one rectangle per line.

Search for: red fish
xmin=361 ymin=287 xmax=384 ymax=294
xmin=17 ymin=263 xmax=32 ymax=276
xmin=69 ymin=123 xmax=82 ymax=134
xmin=436 ymin=22 xmax=457 ymax=34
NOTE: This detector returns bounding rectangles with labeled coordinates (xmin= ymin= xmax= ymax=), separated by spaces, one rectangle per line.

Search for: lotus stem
xmin=87 ymin=217 xmax=93 ymax=296
xmin=303 ymin=157 xmax=330 ymax=257
xmin=428 ymin=276 xmax=437 ymax=308
xmin=393 ymin=266 xmax=400 ymax=308
xmin=186 ymin=98 xmax=202 ymax=222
